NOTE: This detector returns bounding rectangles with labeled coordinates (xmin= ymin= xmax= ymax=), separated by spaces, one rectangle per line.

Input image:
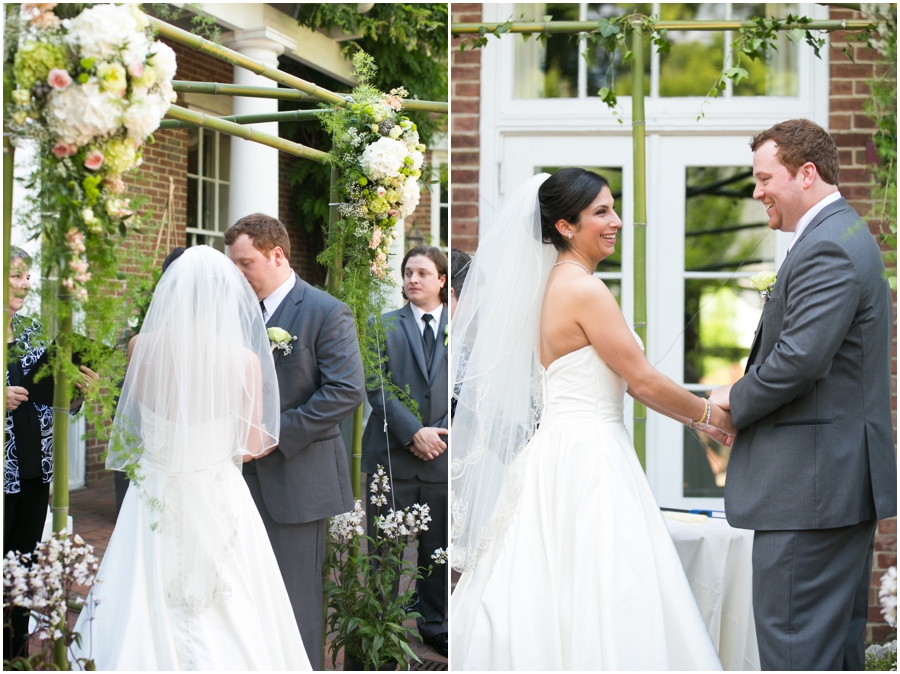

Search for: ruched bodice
xmin=541 ymin=346 xmax=626 ymax=427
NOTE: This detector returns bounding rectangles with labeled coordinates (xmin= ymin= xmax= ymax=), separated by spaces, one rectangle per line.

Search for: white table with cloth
xmin=664 ymin=513 xmax=760 ymax=671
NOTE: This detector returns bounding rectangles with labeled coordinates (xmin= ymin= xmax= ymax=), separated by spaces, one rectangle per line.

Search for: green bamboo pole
xmin=50 ymin=288 xmax=71 ymax=669
xmin=173 ymin=80 xmax=316 ymax=101
xmin=160 ymin=109 xmax=326 ymax=130
xmin=451 ymin=18 xmax=873 ymax=33
xmin=163 ymin=105 xmax=329 ymax=162
xmin=149 ymin=18 xmax=348 ymax=106
xmin=631 ymin=21 xmax=648 ymax=471
xmin=3 ymin=4 xmax=16 ymax=483
xmin=170 ymin=81 xmax=449 ymax=114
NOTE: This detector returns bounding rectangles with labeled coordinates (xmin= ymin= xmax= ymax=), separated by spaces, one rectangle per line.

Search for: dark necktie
xmin=422 ymin=314 xmax=435 ymax=371
xmin=259 ymin=301 xmax=266 ymax=319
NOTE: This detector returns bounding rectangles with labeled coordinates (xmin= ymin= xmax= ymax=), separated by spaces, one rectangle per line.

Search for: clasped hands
xmin=702 ymin=385 xmax=736 ymax=447
xmin=408 ymin=426 xmax=448 ymax=461
xmin=6 ymin=365 xmax=99 ymax=411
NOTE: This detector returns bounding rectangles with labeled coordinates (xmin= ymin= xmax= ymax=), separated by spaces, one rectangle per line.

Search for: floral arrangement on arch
xmin=7 ymin=2 xmax=176 ymax=304
xmin=321 ymin=51 xmax=426 ymax=284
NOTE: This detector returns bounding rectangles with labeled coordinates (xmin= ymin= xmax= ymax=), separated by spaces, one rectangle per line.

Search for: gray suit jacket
xmin=361 ymin=303 xmax=448 ymax=483
xmin=255 ymin=275 xmax=364 ymax=524
xmin=727 ymin=198 xmax=897 ymax=531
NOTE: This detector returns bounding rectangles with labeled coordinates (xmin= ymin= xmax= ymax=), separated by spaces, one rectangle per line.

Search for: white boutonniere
xmin=268 ymin=327 xmax=296 ymax=355
xmin=444 ymin=324 xmax=449 ymax=347
xmin=749 ymin=271 xmax=778 ymax=303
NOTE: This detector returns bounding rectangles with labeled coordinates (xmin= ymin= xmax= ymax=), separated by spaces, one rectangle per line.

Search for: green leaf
xmin=598 ymin=18 xmax=619 ymax=38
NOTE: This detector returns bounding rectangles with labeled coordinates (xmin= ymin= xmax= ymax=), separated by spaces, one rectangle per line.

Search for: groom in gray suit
xmin=710 ymin=119 xmax=897 ymax=670
xmin=226 ymin=214 xmax=365 ymax=670
xmin=361 ymin=246 xmax=449 ymax=657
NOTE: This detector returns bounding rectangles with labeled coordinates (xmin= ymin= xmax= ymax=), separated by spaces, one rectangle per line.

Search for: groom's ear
xmin=271 ymin=246 xmax=288 ymax=266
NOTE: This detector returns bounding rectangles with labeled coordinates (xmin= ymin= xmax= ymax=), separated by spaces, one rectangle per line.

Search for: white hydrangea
xmin=397 ymin=176 xmax=421 ymax=219
xmin=64 ymin=4 xmax=148 ymax=66
xmin=409 ymin=150 xmax=424 ymax=171
xmin=360 ymin=136 xmax=408 ymax=181
xmin=47 ymin=79 xmax=123 ymax=147
xmin=148 ymin=42 xmax=178 ymax=84
xmin=123 ymin=93 xmax=167 ymax=139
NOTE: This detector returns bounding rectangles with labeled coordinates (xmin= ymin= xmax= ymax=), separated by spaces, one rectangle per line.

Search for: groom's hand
xmin=701 ymin=425 xmax=735 ymax=447
xmin=411 ymin=427 xmax=448 ymax=461
xmin=709 ymin=384 xmax=732 ymax=411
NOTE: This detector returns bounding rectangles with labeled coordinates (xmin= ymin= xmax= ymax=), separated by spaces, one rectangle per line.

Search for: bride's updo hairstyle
xmin=538 ymin=168 xmax=609 ymax=251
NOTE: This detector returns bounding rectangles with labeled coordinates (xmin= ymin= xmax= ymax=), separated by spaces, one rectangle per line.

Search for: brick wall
xmin=829 ymin=7 xmax=898 ymax=646
xmin=82 ymin=41 xmax=231 ymax=487
xmin=449 ymin=3 xmax=483 ymax=254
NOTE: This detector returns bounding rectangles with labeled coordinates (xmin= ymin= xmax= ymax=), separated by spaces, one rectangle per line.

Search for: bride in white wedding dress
xmin=71 ymin=246 xmax=310 ymax=670
xmin=450 ymin=169 xmax=735 ymax=670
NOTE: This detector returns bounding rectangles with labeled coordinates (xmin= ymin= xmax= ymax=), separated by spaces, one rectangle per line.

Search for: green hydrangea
xmin=102 ymin=138 xmax=137 ymax=174
xmin=14 ymin=40 xmax=68 ymax=91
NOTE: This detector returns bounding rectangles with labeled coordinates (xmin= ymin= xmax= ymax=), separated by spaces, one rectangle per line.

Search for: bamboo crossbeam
xmin=452 ymin=18 xmax=872 ymax=33
xmin=164 ymin=105 xmax=329 ymax=163
xmin=149 ymin=17 xmax=348 ymax=105
xmin=173 ymin=80 xmax=318 ymax=102
xmin=171 ymin=81 xmax=449 ymax=114
xmin=160 ymin=109 xmax=325 ymax=129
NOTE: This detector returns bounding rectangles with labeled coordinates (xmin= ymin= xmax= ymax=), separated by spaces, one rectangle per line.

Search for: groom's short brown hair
xmin=225 ymin=213 xmax=291 ymax=259
xmin=750 ymin=119 xmax=840 ymax=186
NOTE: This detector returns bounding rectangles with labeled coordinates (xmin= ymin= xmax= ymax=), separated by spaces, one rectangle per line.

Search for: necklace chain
xmin=553 ymin=260 xmax=593 ymax=275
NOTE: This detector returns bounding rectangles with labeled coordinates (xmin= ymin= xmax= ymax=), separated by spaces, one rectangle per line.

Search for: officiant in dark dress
xmin=4 ymin=247 xmax=97 ymax=659
xmin=361 ymin=246 xmax=450 ymax=657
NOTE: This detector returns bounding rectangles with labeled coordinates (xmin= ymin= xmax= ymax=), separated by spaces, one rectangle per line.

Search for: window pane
xmin=732 ymin=4 xmax=799 ymax=96
xmin=186 ymin=177 xmax=198 ymax=230
xmin=539 ymin=165 xmax=624 ymax=273
xmin=202 ymin=129 xmax=216 ymax=179
xmin=684 ymin=166 xmax=773 ymax=272
xmin=658 ymin=4 xmax=726 ymax=97
xmin=187 ymin=128 xmax=199 ymax=176
xmin=514 ymin=3 xmax=580 ymax=99
xmin=586 ymin=3 xmax=651 ymax=98
xmin=683 ymin=390 xmax=730 ymax=497
xmin=683 ymin=278 xmax=760 ymax=385
xmin=202 ymin=180 xmax=215 ymax=231
xmin=218 ymin=134 xmax=231 ymax=182
xmin=218 ymin=184 xmax=229 ymax=232
xmin=194 ymin=233 xmax=225 ymax=253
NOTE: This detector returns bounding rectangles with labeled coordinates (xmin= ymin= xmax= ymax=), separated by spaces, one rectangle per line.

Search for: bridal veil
xmin=450 ymin=173 xmax=557 ymax=572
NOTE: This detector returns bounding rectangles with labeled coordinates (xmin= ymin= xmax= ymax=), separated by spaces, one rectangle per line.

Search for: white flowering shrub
xmin=3 ymin=532 xmax=99 ymax=669
xmin=865 ymin=566 xmax=898 ymax=671
xmin=324 ymin=465 xmax=446 ymax=671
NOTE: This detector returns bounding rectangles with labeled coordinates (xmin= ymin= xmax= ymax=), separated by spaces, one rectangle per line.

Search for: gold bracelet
xmin=692 ymin=398 xmax=709 ymax=426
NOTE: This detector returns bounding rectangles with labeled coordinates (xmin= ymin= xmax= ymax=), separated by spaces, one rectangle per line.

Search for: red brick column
xmin=829 ymin=7 xmax=898 ymax=646
xmin=450 ymin=4 xmax=483 ymax=254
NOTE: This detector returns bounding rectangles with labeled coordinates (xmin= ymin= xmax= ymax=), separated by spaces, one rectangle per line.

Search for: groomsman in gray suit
xmin=710 ymin=119 xmax=897 ymax=670
xmin=361 ymin=246 xmax=449 ymax=657
xmin=226 ymin=214 xmax=365 ymax=670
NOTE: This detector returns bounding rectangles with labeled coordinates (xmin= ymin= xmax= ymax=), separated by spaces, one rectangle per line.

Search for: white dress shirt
xmin=788 ymin=191 xmax=842 ymax=252
xmin=260 ymin=272 xmax=296 ymax=323
xmin=410 ymin=302 xmax=443 ymax=339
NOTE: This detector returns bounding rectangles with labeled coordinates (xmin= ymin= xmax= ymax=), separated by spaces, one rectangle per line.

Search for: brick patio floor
xmin=57 ymin=473 xmax=447 ymax=671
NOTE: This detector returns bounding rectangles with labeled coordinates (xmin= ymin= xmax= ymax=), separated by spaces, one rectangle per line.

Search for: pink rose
xmin=47 ymin=68 xmax=71 ymax=91
xmin=84 ymin=151 xmax=104 ymax=171
xmin=52 ymin=143 xmax=75 ymax=158
xmin=105 ymin=175 xmax=125 ymax=194
xmin=376 ymin=186 xmax=387 ymax=197
xmin=127 ymin=62 xmax=144 ymax=78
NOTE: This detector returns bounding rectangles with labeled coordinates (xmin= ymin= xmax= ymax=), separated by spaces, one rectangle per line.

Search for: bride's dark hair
xmin=538 ymin=168 xmax=609 ymax=251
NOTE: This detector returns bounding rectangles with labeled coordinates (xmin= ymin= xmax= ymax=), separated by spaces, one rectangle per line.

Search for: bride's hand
xmin=700 ymin=425 xmax=735 ymax=447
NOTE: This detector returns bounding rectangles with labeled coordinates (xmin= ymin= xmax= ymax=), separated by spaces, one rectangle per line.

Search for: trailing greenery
xmin=861 ymin=4 xmax=897 ymax=289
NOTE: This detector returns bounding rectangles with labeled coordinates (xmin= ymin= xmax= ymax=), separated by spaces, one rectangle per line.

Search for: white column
xmin=222 ymin=28 xmax=297 ymax=225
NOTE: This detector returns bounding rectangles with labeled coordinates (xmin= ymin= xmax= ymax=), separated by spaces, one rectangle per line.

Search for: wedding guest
xmin=710 ymin=119 xmax=897 ymax=670
xmin=361 ymin=246 xmax=449 ymax=657
xmin=4 ymin=247 xmax=96 ymax=659
xmin=449 ymin=248 xmax=471 ymax=317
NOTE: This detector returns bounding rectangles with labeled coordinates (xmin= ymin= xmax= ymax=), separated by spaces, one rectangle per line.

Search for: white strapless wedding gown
xmin=450 ymin=346 xmax=723 ymax=670
xmin=71 ymin=411 xmax=311 ymax=670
